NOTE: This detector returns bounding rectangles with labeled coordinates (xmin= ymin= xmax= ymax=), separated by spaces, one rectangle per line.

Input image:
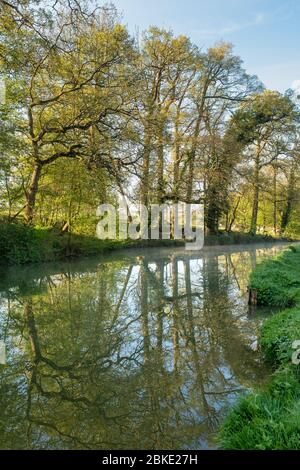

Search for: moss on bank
xmin=219 ymin=245 xmax=300 ymax=450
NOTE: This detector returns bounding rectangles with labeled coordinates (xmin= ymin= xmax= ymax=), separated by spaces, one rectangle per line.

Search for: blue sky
xmin=111 ymin=0 xmax=300 ymax=93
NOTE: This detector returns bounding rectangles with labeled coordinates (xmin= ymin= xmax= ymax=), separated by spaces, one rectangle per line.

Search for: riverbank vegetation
xmin=0 ymin=221 xmax=188 ymax=265
xmin=219 ymin=245 xmax=300 ymax=450
xmin=1 ymin=220 xmax=288 ymax=265
xmin=1 ymin=0 xmax=300 ymax=265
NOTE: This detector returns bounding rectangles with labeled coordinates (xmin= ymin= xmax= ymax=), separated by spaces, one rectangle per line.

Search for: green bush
xmin=0 ymin=222 xmax=44 ymax=264
xmin=261 ymin=308 xmax=300 ymax=365
xmin=0 ymin=221 xmax=107 ymax=265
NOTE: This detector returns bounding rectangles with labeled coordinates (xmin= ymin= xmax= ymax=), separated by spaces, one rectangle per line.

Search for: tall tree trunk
xmin=273 ymin=162 xmax=277 ymax=236
xmin=206 ymin=158 xmax=220 ymax=235
xmin=186 ymin=112 xmax=202 ymax=203
xmin=206 ymin=193 xmax=219 ymax=235
xmin=157 ymin=123 xmax=165 ymax=239
xmin=186 ymin=153 xmax=195 ymax=202
xmin=281 ymin=165 xmax=296 ymax=234
xmin=141 ymin=126 xmax=151 ymax=208
xmin=203 ymin=113 xmax=223 ymax=235
xmin=227 ymin=196 xmax=241 ymax=233
xmin=157 ymin=126 xmax=164 ymax=203
xmin=172 ymin=108 xmax=180 ymax=200
xmin=206 ymin=153 xmax=221 ymax=235
xmin=171 ymin=112 xmax=181 ymax=240
xmin=25 ymin=162 xmax=42 ymax=224
xmin=250 ymin=150 xmax=260 ymax=235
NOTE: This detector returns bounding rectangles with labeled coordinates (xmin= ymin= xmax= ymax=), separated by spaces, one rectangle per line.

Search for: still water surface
xmin=0 ymin=243 xmax=289 ymax=449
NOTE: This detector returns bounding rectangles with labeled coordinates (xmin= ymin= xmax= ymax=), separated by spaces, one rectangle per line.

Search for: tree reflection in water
xmin=0 ymin=244 xmax=287 ymax=449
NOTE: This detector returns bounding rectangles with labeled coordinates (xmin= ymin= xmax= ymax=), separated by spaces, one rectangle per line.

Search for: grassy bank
xmin=0 ymin=221 xmax=295 ymax=266
xmin=203 ymin=231 xmax=288 ymax=246
xmin=219 ymin=245 xmax=300 ymax=450
xmin=0 ymin=222 xmax=186 ymax=265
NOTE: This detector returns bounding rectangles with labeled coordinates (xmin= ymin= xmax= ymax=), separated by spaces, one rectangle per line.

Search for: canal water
xmin=0 ymin=243 xmax=290 ymax=449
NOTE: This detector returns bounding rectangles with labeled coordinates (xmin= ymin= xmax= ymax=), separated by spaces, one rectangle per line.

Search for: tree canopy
xmin=1 ymin=0 xmax=300 ymax=238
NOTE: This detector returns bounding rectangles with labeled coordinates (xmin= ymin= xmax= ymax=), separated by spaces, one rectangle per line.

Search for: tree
xmin=230 ymin=90 xmax=296 ymax=235
xmin=1 ymin=1 xmax=137 ymax=223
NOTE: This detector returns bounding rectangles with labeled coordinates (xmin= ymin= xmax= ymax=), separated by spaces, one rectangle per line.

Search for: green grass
xmin=219 ymin=244 xmax=300 ymax=450
xmin=219 ymin=367 xmax=300 ymax=450
xmin=249 ymin=245 xmax=300 ymax=307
